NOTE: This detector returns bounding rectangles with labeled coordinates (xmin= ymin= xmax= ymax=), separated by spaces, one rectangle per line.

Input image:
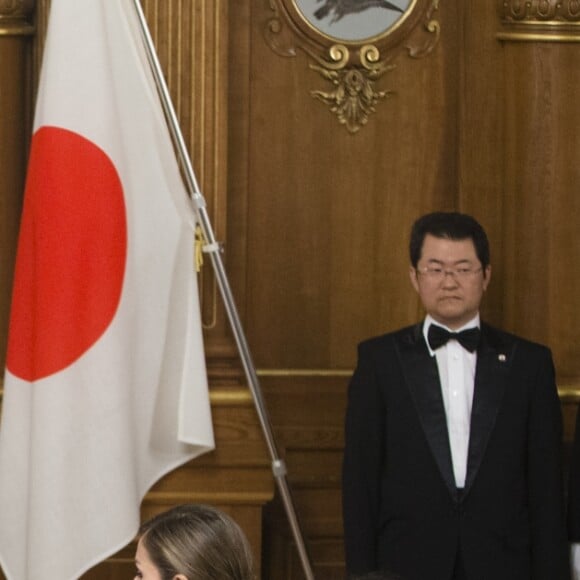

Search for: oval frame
xmin=269 ymin=0 xmax=435 ymax=59
xmin=292 ymin=0 xmax=417 ymax=45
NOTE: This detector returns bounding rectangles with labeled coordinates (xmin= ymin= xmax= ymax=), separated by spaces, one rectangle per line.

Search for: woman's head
xmin=134 ymin=504 xmax=254 ymax=580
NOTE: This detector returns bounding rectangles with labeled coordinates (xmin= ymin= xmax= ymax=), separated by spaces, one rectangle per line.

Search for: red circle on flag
xmin=6 ymin=126 xmax=127 ymax=381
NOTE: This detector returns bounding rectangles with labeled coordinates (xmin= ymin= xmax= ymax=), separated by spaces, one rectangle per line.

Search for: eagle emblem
xmin=314 ymin=0 xmax=405 ymax=23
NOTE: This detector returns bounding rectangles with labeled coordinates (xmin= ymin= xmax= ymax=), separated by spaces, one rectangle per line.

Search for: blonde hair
xmin=138 ymin=504 xmax=255 ymax=580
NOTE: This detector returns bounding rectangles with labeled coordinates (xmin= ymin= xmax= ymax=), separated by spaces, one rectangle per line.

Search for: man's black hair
xmin=409 ymin=211 xmax=490 ymax=269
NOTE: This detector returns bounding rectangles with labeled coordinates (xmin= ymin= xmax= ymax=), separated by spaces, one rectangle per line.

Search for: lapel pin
xmin=498 ymin=354 xmax=506 ymax=362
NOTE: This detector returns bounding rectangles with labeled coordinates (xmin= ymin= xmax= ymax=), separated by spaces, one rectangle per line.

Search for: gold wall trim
xmin=497 ymin=31 xmax=580 ymax=42
xmin=2 ymin=379 xmax=579 ymax=397
xmin=3 ymin=377 xmax=579 ymax=389
xmin=210 ymin=388 xmax=254 ymax=405
xmin=0 ymin=24 xmax=33 ymax=35
xmin=257 ymin=368 xmax=352 ymax=377
xmin=498 ymin=0 xmax=580 ymax=42
xmin=559 ymin=385 xmax=580 ymax=402
xmin=496 ymin=26 xmax=580 ymax=43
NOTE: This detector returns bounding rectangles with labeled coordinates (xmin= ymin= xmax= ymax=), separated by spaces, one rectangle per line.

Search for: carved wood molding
xmin=498 ymin=0 xmax=580 ymax=42
xmin=560 ymin=384 xmax=580 ymax=402
xmin=0 ymin=0 xmax=34 ymax=33
xmin=264 ymin=0 xmax=440 ymax=133
xmin=0 ymin=0 xmax=33 ymax=14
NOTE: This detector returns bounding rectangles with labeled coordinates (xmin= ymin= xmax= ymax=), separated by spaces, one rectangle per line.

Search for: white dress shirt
xmin=423 ymin=314 xmax=480 ymax=488
xmin=572 ymin=544 xmax=580 ymax=579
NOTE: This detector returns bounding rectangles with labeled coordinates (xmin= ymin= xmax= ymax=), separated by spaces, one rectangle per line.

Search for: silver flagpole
xmin=130 ymin=2 xmax=315 ymax=578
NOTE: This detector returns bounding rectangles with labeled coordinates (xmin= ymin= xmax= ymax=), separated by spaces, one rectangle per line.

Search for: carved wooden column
xmin=0 ymin=6 xmax=34 ymax=579
xmin=0 ymin=4 xmax=35 ymax=573
xmin=497 ymin=0 xmax=580 ymax=429
xmin=139 ymin=0 xmax=244 ymax=385
xmin=0 ymin=0 xmax=35 ymax=379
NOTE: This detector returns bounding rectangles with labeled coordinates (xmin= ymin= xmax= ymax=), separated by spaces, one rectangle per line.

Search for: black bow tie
xmin=427 ymin=325 xmax=480 ymax=353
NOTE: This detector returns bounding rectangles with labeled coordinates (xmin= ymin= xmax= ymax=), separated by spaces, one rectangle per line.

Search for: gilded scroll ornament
xmin=498 ymin=0 xmax=580 ymax=41
xmin=264 ymin=0 xmax=440 ymax=133
xmin=310 ymin=48 xmax=395 ymax=133
xmin=407 ymin=0 xmax=440 ymax=57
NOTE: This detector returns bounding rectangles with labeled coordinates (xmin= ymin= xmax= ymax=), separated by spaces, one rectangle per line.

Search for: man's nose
xmin=441 ymin=271 xmax=460 ymax=286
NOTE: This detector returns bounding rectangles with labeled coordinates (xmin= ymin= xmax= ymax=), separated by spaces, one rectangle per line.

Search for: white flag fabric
xmin=0 ymin=1 xmax=215 ymax=579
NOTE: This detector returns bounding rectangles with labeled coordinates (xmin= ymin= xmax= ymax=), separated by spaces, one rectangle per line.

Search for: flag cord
xmin=131 ymin=2 xmax=316 ymax=579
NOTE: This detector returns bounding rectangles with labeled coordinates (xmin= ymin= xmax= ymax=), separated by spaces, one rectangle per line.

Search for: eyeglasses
xmin=417 ymin=266 xmax=483 ymax=282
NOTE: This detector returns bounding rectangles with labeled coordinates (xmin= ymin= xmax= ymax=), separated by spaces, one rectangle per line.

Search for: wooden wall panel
xmin=501 ymin=41 xmax=580 ymax=384
xmin=139 ymin=0 xmax=237 ymax=370
xmin=259 ymin=374 xmax=347 ymax=578
xmin=0 ymin=3 xmax=34 ymax=373
xmin=457 ymin=0 xmax=506 ymax=325
xmin=2 ymin=0 xmax=580 ymax=578
xmin=234 ymin=1 xmax=462 ymax=371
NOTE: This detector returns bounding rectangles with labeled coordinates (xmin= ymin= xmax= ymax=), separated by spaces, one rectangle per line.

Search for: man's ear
xmin=482 ymin=265 xmax=492 ymax=291
xmin=409 ymin=266 xmax=420 ymax=293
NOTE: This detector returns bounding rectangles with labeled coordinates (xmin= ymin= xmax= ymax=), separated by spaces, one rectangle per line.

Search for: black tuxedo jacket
xmin=342 ymin=322 xmax=570 ymax=580
xmin=568 ymin=407 xmax=580 ymax=542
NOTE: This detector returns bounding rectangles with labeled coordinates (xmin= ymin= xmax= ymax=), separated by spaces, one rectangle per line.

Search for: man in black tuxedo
xmin=568 ymin=408 xmax=580 ymax=578
xmin=342 ymin=212 xmax=570 ymax=579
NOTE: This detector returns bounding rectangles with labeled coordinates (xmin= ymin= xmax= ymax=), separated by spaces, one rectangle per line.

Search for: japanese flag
xmin=0 ymin=1 xmax=214 ymax=578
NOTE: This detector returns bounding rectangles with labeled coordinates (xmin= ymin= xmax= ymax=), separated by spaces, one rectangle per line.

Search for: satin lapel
xmin=396 ymin=324 xmax=457 ymax=496
xmin=464 ymin=326 xmax=512 ymax=493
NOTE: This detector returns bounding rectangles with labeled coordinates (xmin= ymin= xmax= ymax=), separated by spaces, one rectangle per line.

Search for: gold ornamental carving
xmin=498 ymin=0 xmax=580 ymax=42
xmin=264 ymin=0 xmax=440 ymax=134
xmin=307 ymin=44 xmax=396 ymax=133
